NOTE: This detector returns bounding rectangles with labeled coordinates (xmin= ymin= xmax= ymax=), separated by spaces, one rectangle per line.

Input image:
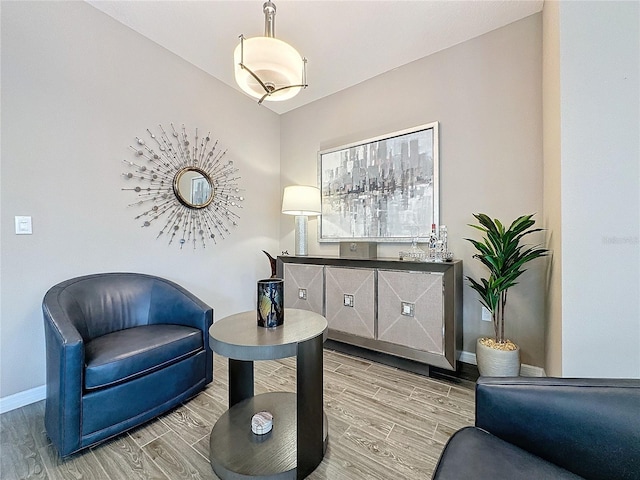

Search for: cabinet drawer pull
xmin=401 ymin=302 xmax=415 ymax=317
xmin=343 ymin=294 xmax=354 ymax=307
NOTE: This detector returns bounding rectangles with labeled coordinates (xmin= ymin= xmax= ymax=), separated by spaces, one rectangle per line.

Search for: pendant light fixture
xmin=234 ymin=1 xmax=308 ymax=104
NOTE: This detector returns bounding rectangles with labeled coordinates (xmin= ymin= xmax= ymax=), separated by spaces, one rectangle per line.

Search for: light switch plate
xmin=15 ymin=216 xmax=32 ymax=235
xmin=481 ymin=306 xmax=492 ymax=322
xmin=298 ymin=288 xmax=307 ymax=300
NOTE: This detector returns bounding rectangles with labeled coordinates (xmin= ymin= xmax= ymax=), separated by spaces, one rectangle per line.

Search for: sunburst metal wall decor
xmin=122 ymin=124 xmax=243 ymax=250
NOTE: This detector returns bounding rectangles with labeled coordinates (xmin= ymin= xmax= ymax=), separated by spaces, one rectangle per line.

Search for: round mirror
xmin=173 ymin=167 xmax=214 ymax=209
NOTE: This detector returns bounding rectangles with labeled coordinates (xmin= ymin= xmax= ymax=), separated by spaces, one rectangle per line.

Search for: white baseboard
xmin=520 ymin=363 xmax=546 ymax=377
xmin=0 ymin=385 xmax=46 ymax=414
xmin=458 ymin=350 xmax=546 ymax=377
xmin=458 ymin=350 xmax=477 ymax=365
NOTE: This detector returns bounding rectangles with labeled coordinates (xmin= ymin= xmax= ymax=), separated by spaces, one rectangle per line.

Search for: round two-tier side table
xmin=208 ymin=308 xmax=328 ymax=480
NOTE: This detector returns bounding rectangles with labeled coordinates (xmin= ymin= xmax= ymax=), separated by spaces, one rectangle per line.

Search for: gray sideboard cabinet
xmin=277 ymin=256 xmax=463 ymax=371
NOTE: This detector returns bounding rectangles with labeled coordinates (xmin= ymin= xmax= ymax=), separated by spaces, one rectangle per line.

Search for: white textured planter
xmin=476 ymin=338 xmax=520 ymax=376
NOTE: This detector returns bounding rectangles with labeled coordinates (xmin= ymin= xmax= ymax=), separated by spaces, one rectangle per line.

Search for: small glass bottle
xmin=428 ymin=224 xmax=438 ymax=260
xmin=408 ymin=225 xmax=425 ymax=260
xmin=439 ymin=225 xmax=448 ymax=257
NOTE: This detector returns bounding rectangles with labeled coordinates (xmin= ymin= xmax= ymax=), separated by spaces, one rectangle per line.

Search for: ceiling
xmin=87 ymin=0 xmax=543 ymax=115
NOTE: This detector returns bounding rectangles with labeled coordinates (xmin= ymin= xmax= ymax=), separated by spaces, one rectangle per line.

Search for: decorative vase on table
xmin=257 ymin=278 xmax=284 ymax=328
xmin=257 ymin=250 xmax=284 ymax=328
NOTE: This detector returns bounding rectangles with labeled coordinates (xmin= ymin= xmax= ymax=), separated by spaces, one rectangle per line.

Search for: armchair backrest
xmin=48 ymin=273 xmax=157 ymax=341
xmin=476 ymin=377 xmax=640 ymax=480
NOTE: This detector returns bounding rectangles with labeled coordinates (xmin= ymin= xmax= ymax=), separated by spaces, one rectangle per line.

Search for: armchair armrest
xmin=148 ymin=278 xmax=213 ymax=330
xmin=148 ymin=278 xmax=213 ymax=383
xmin=475 ymin=377 xmax=640 ymax=480
xmin=42 ymin=288 xmax=85 ymax=455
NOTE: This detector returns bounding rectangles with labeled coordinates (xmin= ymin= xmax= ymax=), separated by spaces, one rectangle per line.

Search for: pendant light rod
xmin=263 ymin=1 xmax=276 ymax=38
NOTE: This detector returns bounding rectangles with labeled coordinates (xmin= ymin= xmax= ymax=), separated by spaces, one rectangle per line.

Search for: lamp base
xmin=294 ymin=215 xmax=308 ymax=256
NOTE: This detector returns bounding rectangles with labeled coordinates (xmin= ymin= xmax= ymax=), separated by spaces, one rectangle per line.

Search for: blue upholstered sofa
xmin=42 ymin=273 xmax=213 ymax=457
xmin=432 ymin=377 xmax=640 ymax=479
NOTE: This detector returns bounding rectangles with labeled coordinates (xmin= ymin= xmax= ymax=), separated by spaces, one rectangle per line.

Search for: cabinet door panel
xmin=283 ymin=264 xmax=324 ymax=315
xmin=325 ymin=267 xmax=375 ymax=339
xmin=377 ymin=270 xmax=444 ymax=355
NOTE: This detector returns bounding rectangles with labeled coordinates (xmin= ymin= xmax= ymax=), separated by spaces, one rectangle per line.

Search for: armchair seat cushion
xmin=434 ymin=427 xmax=583 ymax=480
xmin=84 ymin=324 xmax=202 ymax=390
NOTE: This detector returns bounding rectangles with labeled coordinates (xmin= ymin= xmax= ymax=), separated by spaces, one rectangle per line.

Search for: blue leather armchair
xmin=42 ymin=273 xmax=213 ymax=457
xmin=432 ymin=377 xmax=640 ymax=479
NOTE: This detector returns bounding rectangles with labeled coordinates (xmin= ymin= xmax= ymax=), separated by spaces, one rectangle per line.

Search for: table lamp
xmin=282 ymin=185 xmax=321 ymax=256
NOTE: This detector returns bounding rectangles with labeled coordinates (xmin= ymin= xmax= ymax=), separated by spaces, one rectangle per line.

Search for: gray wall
xmin=1 ymin=1 xmax=281 ymax=400
xmin=280 ymin=14 xmax=545 ymax=367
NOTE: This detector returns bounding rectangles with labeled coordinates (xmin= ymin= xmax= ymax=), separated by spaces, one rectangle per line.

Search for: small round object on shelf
xmin=251 ymin=411 xmax=273 ymax=435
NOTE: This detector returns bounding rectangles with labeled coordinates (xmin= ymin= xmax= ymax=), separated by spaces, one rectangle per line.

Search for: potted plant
xmin=466 ymin=213 xmax=548 ymax=376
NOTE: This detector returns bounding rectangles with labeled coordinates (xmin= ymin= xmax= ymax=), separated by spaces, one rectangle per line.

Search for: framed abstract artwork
xmin=318 ymin=122 xmax=439 ymax=242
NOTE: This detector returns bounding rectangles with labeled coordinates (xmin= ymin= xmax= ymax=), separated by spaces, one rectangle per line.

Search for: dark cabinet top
xmin=278 ymin=255 xmax=461 ymax=273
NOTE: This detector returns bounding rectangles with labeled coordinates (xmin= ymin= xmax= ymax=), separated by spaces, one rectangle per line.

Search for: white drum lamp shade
xmin=282 ymin=186 xmax=321 ymax=215
xmin=234 ymin=37 xmax=305 ymax=102
xmin=282 ymin=186 xmax=321 ymax=256
xmin=234 ymin=1 xmax=307 ymax=104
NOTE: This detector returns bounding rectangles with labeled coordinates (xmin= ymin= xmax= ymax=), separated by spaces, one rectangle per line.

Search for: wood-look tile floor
xmin=0 ymin=349 xmax=475 ymax=480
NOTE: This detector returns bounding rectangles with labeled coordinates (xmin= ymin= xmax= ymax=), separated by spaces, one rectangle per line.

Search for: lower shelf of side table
xmin=209 ymin=392 xmax=328 ymax=480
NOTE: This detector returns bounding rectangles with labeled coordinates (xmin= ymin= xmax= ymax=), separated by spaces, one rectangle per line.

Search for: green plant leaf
xmin=466 ymin=213 xmax=549 ymax=339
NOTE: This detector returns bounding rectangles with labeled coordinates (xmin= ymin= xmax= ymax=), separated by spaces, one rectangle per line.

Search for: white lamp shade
xmin=234 ymin=36 xmax=304 ymax=101
xmin=282 ymin=185 xmax=321 ymax=216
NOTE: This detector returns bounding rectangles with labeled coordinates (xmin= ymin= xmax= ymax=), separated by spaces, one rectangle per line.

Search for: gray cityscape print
xmin=320 ymin=126 xmax=437 ymax=241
